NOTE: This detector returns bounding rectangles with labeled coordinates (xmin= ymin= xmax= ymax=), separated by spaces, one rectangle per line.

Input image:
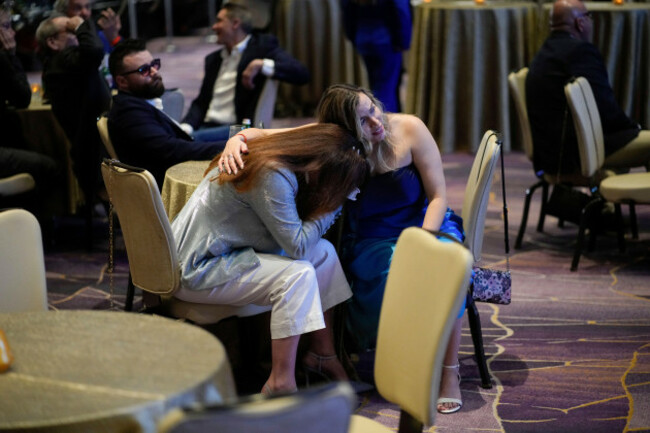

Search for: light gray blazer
xmin=171 ymin=166 xmax=339 ymax=291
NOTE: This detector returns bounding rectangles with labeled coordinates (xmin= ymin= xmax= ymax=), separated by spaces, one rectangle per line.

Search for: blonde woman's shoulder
xmin=388 ymin=113 xmax=428 ymax=141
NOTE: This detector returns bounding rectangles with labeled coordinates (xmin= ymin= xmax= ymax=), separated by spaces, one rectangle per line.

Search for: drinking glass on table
xmin=228 ymin=124 xmax=245 ymax=138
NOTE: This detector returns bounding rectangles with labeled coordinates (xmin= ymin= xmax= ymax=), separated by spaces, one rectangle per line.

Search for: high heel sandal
xmin=302 ymin=351 xmax=374 ymax=393
xmin=436 ymin=364 xmax=462 ymax=414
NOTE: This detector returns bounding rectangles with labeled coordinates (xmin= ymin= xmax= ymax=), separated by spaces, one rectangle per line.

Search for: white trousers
xmin=174 ymin=239 xmax=352 ymax=339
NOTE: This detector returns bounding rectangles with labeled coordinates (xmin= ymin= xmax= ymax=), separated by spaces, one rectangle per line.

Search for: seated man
xmin=36 ymin=14 xmax=110 ymax=209
xmin=1 ymin=8 xmax=60 ymax=221
xmin=53 ymin=0 xmax=122 ymax=87
xmin=107 ymin=39 xmax=224 ymax=188
xmin=527 ymin=0 xmax=650 ymax=175
xmin=180 ymin=3 xmax=309 ymax=141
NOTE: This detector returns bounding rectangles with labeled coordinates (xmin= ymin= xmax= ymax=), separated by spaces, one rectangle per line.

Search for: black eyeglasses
xmin=120 ymin=58 xmax=161 ymax=77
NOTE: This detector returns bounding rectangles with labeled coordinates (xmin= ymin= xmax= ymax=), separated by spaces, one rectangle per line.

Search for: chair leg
xmin=537 ymin=180 xmax=549 ymax=232
xmin=466 ymin=294 xmax=492 ymax=389
xmin=571 ymin=198 xmax=602 ymax=271
xmin=125 ymin=272 xmax=135 ymax=312
xmin=516 ymin=180 xmax=545 ymax=249
xmin=614 ymin=203 xmax=626 ymax=253
xmin=629 ymin=203 xmax=638 ymax=239
xmin=398 ymin=409 xmax=423 ymax=433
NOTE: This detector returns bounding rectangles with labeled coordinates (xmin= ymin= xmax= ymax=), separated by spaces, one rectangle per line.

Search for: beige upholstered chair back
xmin=373 ymin=227 xmax=472 ymax=427
xmin=462 ymin=131 xmax=501 ymax=263
xmin=0 ymin=209 xmax=48 ymax=312
xmin=507 ymin=67 xmax=534 ymax=161
xmin=0 ymin=173 xmax=35 ymax=197
xmin=159 ymin=382 xmax=356 ymax=433
xmin=101 ymin=160 xmax=180 ymax=295
xmin=564 ymin=77 xmax=605 ymax=178
xmin=253 ymin=79 xmax=279 ymax=128
xmin=97 ymin=116 xmax=118 ymax=160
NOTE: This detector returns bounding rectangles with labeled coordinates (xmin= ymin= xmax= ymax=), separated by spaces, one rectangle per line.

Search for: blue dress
xmin=343 ymin=163 xmax=465 ymax=350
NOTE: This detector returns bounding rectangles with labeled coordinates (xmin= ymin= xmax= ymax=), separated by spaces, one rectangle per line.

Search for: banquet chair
xmin=161 ymin=88 xmax=185 ymax=122
xmin=100 ymin=159 xmax=271 ymax=321
xmin=508 ymin=67 xmax=551 ymax=248
xmin=564 ymin=77 xmax=650 ymax=270
xmin=0 ymin=172 xmax=36 ymax=212
xmin=0 ymin=208 xmax=48 ymax=312
xmin=347 ymin=227 xmax=472 ymax=433
xmin=253 ymin=79 xmax=279 ymax=128
xmin=158 ymin=382 xmax=356 ymax=433
xmin=461 ymin=130 xmax=502 ymax=389
xmin=97 ymin=115 xmax=118 ymax=160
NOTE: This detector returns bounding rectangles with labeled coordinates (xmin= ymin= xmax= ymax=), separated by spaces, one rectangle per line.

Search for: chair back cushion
xmin=0 ymin=173 xmax=36 ymax=197
xmin=374 ymin=227 xmax=472 ymax=427
xmin=97 ymin=116 xmax=118 ymax=160
xmin=508 ymin=67 xmax=534 ymax=161
xmin=159 ymin=382 xmax=356 ymax=433
xmin=461 ymin=130 xmax=501 ymax=262
xmin=253 ymin=79 xmax=278 ymax=128
xmin=161 ymin=89 xmax=185 ymax=122
xmin=0 ymin=209 xmax=48 ymax=312
xmin=101 ymin=161 xmax=180 ymax=295
xmin=564 ymin=77 xmax=605 ymax=178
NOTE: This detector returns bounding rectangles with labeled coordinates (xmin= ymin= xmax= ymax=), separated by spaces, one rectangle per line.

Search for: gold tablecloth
xmin=16 ymin=101 xmax=82 ymax=215
xmin=406 ymin=1 xmax=540 ymax=153
xmin=271 ymin=0 xmax=369 ymax=115
xmin=540 ymin=2 xmax=650 ymax=129
xmin=0 ymin=310 xmax=235 ymax=432
xmin=161 ymin=160 xmax=211 ymax=221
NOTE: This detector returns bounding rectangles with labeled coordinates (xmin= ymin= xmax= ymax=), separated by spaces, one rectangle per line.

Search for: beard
xmin=130 ymin=75 xmax=165 ymax=99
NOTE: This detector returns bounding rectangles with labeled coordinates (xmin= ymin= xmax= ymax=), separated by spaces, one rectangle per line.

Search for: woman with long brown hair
xmin=171 ymin=123 xmax=368 ymax=395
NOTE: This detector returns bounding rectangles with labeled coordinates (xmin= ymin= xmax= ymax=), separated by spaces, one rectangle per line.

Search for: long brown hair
xmin=206 ymin=124 xmax=369 ymax=220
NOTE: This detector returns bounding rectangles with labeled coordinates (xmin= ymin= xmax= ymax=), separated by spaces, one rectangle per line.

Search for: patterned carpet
xmin=44 ymin=149 xmax=650 ymax=433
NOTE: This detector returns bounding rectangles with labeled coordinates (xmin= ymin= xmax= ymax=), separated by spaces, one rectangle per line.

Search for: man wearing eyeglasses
xmin=180 ymin=3 xmax=309 ymax=141
xmin=106 ymin=39 xmax=225 ymax=188
xmin=36 ymin=14 xmax=111 ymax=215
xmin=526 ymin=0 xmax=650 ymax=176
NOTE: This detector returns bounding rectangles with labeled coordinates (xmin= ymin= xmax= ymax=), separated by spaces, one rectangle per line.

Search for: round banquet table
xmin=161 ymin=160 xmax=211 ymax=221
xmin=0 ymin=310 xmax=236 ymax=433
xmin=406 ymin=1 xmax=540 ymax=153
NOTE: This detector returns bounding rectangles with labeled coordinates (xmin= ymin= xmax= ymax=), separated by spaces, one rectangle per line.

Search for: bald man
xmin=526 ymin=0 xmax=650 ymax=175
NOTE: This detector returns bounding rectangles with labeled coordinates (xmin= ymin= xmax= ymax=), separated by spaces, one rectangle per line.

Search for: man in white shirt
xmin=181 ymin=3 xmax=309 ymax=141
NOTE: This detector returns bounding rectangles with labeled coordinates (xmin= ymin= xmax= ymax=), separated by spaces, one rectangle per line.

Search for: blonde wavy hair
xmin=316 ymin=84 xmax=396 ymax=174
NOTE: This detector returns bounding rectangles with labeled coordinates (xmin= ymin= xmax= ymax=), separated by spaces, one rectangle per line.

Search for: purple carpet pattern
xmin=45 ymin=152 xmax=650 ymax=433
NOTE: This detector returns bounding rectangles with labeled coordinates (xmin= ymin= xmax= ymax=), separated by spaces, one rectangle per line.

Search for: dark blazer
xmin=108 ymin=92 xmax=224 ymax=188
xmin=526 ymin=31 xmax=640 ymax=174
xmin=182 ymin=33 xmax=309 ymax=129
xmin=42 ymin=20 xmax=111 ymax=196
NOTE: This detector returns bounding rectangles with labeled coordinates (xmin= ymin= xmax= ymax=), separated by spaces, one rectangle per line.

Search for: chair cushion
xmin=599 ymin=172 xmax=650 ymax=203
xmin=0 ymin=173 xmax=35 ymax=196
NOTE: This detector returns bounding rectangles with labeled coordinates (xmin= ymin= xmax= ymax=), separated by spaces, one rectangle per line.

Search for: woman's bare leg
xmin=263 ymin=334 xmax=300 ymax=394
xmin=303 ymin=309 xmax=349 ymax=381
xmin=437 ymin=317 xmax=462 ymax=412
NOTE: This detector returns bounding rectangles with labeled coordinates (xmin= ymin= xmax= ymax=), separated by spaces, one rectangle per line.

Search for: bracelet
xmin=235 ymin=133 xmax=247 ymax=143
xmin=110 ymin=36 xmax=122 ymax=47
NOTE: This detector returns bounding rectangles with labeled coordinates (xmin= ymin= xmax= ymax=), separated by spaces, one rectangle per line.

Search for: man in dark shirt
xmin=36 ymin=14 xmax=110 ymax=208
xmin=526 ymin=0 xmax=650 ymax=175
xmin=107 ymin=39 xmax=224 ymax=188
